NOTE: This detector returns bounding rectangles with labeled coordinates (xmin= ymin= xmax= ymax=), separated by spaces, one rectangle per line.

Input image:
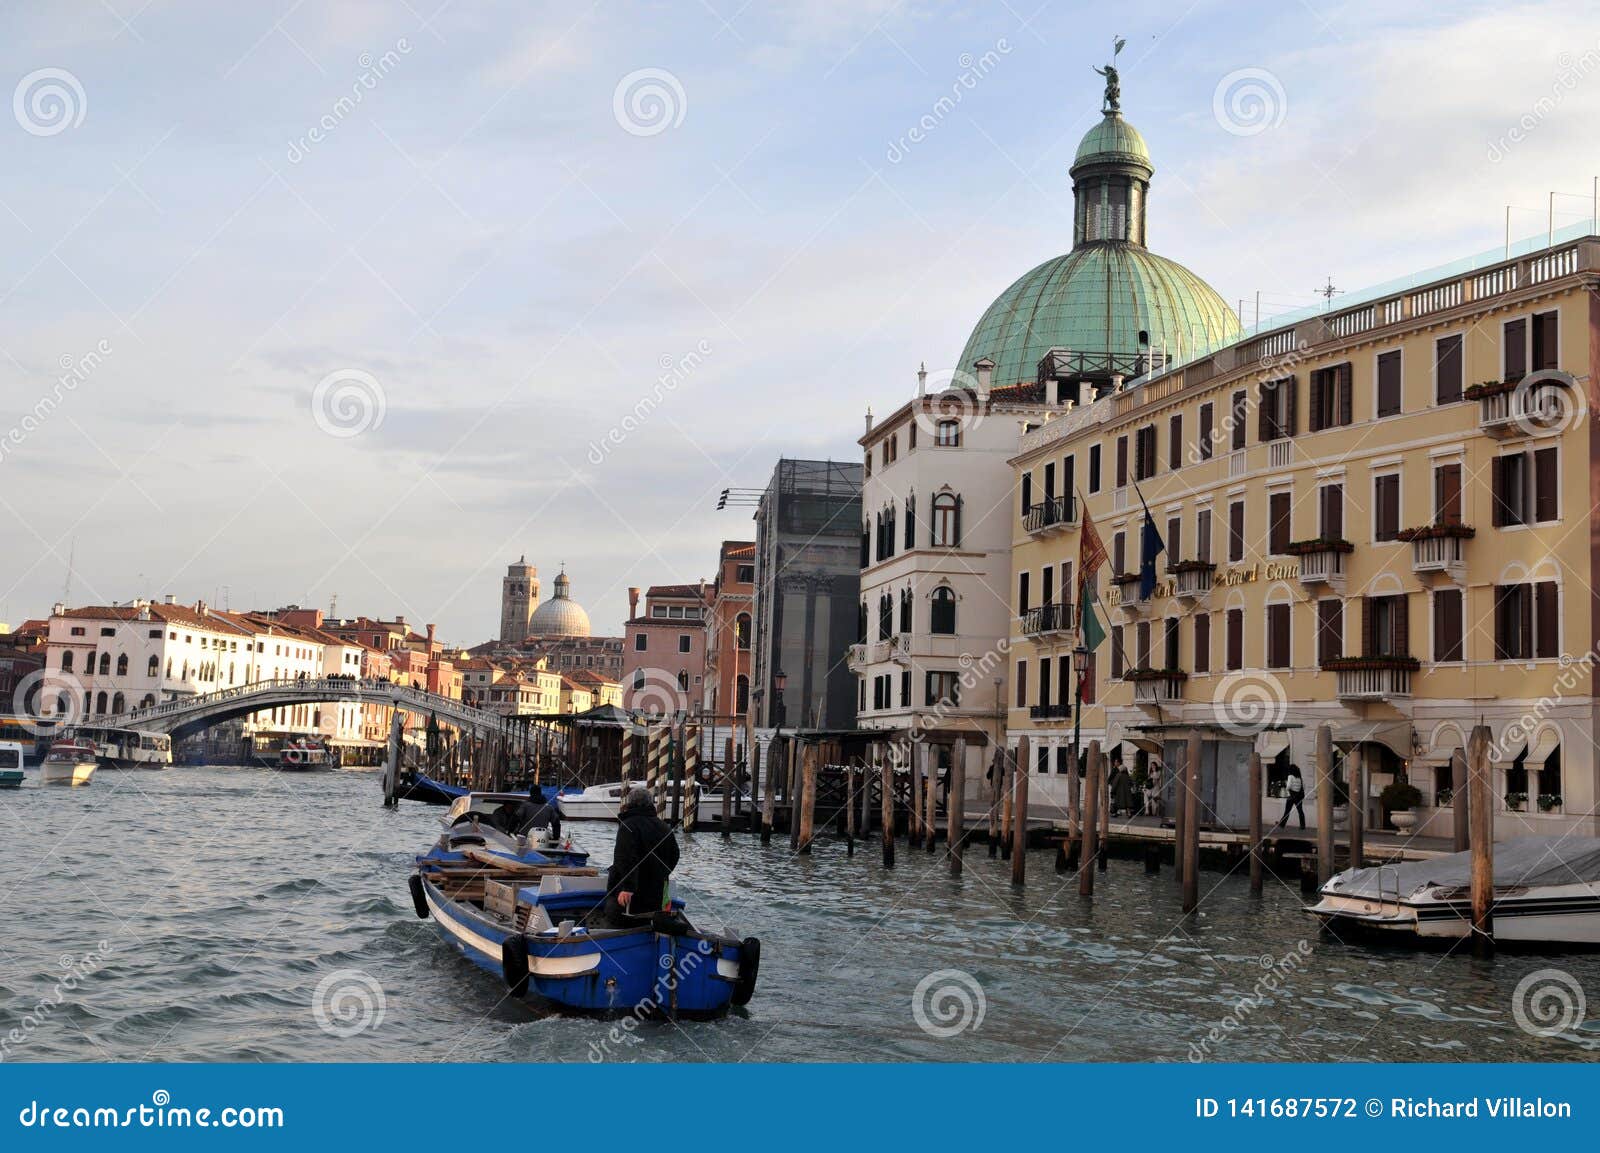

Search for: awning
xmin=1257 ymin=731 xmax=1290 ymax=761
xmin=1332 ymin=720 xmax=1413 ymax=760
xmin=1527 ymin=728 xmax=1560 ymax=769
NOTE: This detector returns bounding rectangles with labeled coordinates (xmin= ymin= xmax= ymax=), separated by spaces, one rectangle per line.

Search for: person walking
xmin=1275 ymin=765 xmax=1307 ymax=830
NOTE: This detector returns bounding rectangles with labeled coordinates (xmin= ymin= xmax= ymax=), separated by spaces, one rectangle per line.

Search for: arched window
xmin=735 ymin=613 xmax=751 ymax=650
xmin=116 ymin=653 xmax=129 ymax=676
xmin=931 ymin=586 xmax=956 ymax=634
xmin=858 ymin=602 xmax=868 ymax=643
xmin=898 ymin=588 xmax=911 ymax=634
xmin=84 ymin=650 xmax=96 ymax=675
xmin=112 ymin=692 xmax=125 ymax=713
xmin=676 ymin=669 xmax=689 ymax=691
xmin=736 ymin=674 xmax=750 ymax=713
xmin=147 ymin=655 xmax=159 ymax=677
xmin=95 ymin=691 xmax=108 ymax=714
xmin=931 ymin=492 xmax=961 ymax=547
xmin=98 ymin=652 xmax=110 ymax=676
xmin=181 ymin=660 xmax=189 ymax=681
xmin=140 ymin=694 xmax=155 ymax=708
xmin=60 ymin=651 xmax=74 ymax=673
xmin=878 ymin=594 xmax=893 ymax=641
xmin=935 ymin=419 xmax=961 ymax=447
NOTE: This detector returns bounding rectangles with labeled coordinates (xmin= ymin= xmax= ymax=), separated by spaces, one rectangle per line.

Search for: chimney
xmin=628 ymin=587 xmax=641 ymax=619
xmin=864 ymin=406 xmax=874 ymax=435
xmin=973 ymin=357 xmax=994 ymax=397
xmin=163 ymin=594 xmax=177 ymax=605
xmin=916 ymin=361 xmax=927 ymax=396
xmin=395 ymin=614 xmax=405 ymax=625
xmin=1077 ymin=380 xmax=1096 ymax=407
xmin=426 ymin=623 xmax=436 ymax=649
xmin=51 ymin=602 xmax=65 ymax=617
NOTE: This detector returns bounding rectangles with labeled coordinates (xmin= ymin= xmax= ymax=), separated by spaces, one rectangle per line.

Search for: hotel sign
xmin=1105 ymin=561 xmax=1299 ymax=605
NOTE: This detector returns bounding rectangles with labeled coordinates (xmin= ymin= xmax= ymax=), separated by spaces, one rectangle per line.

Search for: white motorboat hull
xmin=1309 ymin=885 xmax=1600 ymax=945
xmin=40 ymin=761 xmax=97 ymax=786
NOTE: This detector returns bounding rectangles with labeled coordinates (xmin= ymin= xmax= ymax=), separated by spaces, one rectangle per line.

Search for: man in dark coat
xmin=606 ymin=786 xmax=680 ymax=921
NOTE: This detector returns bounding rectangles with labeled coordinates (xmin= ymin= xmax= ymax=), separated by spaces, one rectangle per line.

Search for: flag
xmin=1136 ymin=482 xmax=1166 ymax=600
xmin=1079 ymin=588 xmax=1106 ymax=652
xmin=1078 ymin=502 xmax=1107 ymax=588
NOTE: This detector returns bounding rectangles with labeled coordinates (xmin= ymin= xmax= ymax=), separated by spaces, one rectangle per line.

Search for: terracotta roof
xmin=645 ymin=583 xmax=706 ymax=599
xmin=627 ymin=617 xmax=705 ymax=629
xmin=568 ymin=669 xmax=617 ymax=688
xmin=988 ymin=381 xmax=1046 ymax=403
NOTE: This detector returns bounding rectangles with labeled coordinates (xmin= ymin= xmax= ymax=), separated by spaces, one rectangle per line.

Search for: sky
xmin=1 ymin=0 xmax=1597 ymax=643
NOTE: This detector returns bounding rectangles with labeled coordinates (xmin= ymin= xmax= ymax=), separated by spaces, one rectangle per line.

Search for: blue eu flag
xmin=1138 ymin=500 xmax=1165 ymax=600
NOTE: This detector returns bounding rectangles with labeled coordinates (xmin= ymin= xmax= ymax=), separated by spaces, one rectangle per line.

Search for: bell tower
xmin=499 ymin=556 xmax=540 ymax=644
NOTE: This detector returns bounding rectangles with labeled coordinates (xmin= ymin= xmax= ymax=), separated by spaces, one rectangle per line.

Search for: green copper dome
xmin=954 ymin=102 xmax=1238 ymax=388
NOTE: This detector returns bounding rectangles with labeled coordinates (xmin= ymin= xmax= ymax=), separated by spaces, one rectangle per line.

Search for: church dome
xmin=955 ymin=97 xmax=1239 ymax=389
xmin=528 ymin=570 xmax=590 ymax=637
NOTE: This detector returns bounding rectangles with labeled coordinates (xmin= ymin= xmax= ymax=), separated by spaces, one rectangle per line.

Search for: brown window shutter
xmin=1436 ymin=463 xmax=1462 ymax=523
xmin=1317 ymin=599 xmax=1343 ymax=664
xmin=1116 ymin=436 xmax=1128 ymax=487
xmin=1490 ymin=456 xmax=1507 ymax=527
xmin=1534 ymin=447 xmax=1558 ymax=522
xmin=1229 ymin=501 xmax=1244 ymax=560
xmin=1532 ymin=311 xmax=1557 ymax=371
xmin=1167 ymin=516 xmax=1181 ymax=562
xmin=1377 ymin=351 xmax=1402 ymax=416
xmin=1169 ymin=414 xmax=1182 ymax=469
xmin=1283 ymin=376 xmax=1297 ymax=436
xmin=1133 ymin=429 xmax=1145 ymax=479
xmin=1338 ymin=363 xmax=1353 ymax=425
xmin=1258 ymin=383 xmax=1271 ymax=441
xmin=1194 ymin=613 xmax=1210 ymax=673
xmin=1361 ymin=596 xmax=1374 ymax=656
xmin=1111 ymin=627 xmax=1124 ymax=678
xmin=1518 ymin=585 xmax=1533 ymax=658
xmin=1536 ymin=581 xmax=1559 ymax=658
xmin=1393 ymin=593 xmax=1409 ymax=657
xmin=1325 ymin=484 xmax=1343 ymax=539
xmin=1435 ymin=589 xmax=1463 ymax=662
xmin=1309 ymin=371 xmax=1324 ymax=432
xmin=1437 ymin=335 xmax=1463 ymax=404
xmin=1492 ymin=586 xmax=1508 ymax=659
xmin=1226 ymin=609 xmax=1243 ymax=670
xmin=1199 ymin=404 xmax=1213 ymax=458
xmin=1505 ymin=318 xmax=1527 ymax=382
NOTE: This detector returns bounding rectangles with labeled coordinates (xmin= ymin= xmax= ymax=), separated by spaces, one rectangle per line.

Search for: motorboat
xmin=74 ymin=726 xmax=173 ymax=769
xmin=275 ymin=737 xmax=338 ymax=771
xmin=1306 ymin=836 xmax=1600 ymax=945
xmin=40 ymin=738 xmax=98 ymax=786
xmin=0 ymin=740 xmax=24 ymax=788
xmin=409 ymin=791 xmax=759 ymax=1017
xmin=558 ymin=780 xmax=752 ymax=822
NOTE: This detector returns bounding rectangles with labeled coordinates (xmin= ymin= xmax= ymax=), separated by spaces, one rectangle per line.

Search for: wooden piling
xmin=1172 ymin=747 xmax=1187 ymax=886
xmin=788 ymin=738 xmax=803 ymax=850
xmin=925 ymin=744 xmax=939 ymax=853
xmin=1182 ymin=730 xmax=1201 ymax=913
xmin=1451 ymin=747 xmax=1469 ymax=853
xmin=1063 ymin=742 xmax=1080 ymax=872
xmin=987 ymin=746 xmax=1001 ymax=857
xmin=845 ymin=761 xmax=857 ymax=856
xmin=1314 ymin=722 xmax=1334 ymax=886
xmin=1468 ymin=723 xmax=1494 ymax=957
xmin=948 ymin=738 xmax=966 ymax=876
xmin=796 ymin=740 xmax=818 ymax=854
xmin=762 ymin=737 xmax=781 ymax=844
xmin=683 ymin=725 xmax=700 ymax=833
xmin=1247 ymin=749 xmax=1263 ymax=896
xmin=1351 ymin=744 xmax=1370 ymax=867
xmin=880 ymin=750 xmax=895 ymax=868
xmin=382 ymin=707 xmax=405 ymax=807
xmin=1011 ymin=736 xmax=1029 ymax=885
xmin=1080 ymin=740 xmax=1101 ymax=897
xmin=620 ymin=725 xmax=634 ymax=786
xmin=999 ymin=751 xmax=1013 ymax=861
xmin=909 ymin=743 xmax=925 ymax=849
xmin=720 ymin=736 xmax=735 ymax=838
xmin=859 ymin=747 xmax=873 ymax=836
xmin=1097 ymin=752 xmax=1110 ymax=872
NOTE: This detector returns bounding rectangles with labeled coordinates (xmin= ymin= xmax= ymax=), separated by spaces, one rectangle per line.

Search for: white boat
xmin=275 ymin=737 xmax=338 ymax=771
xmin=74 ymin=726 xmax=172 ymax=769
xmin=1306 ymin=836 xmax=1600 ymax=945
xmin=40 ymin=738 xmax=98 ymax=786
xmin=557 ymin=780 xmax=753 ymax=822
xmin=0 ymin=740 xmax=24 ymax=789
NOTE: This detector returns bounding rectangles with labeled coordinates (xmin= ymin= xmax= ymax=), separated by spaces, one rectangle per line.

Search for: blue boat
xmin=408 ymin=792 xmax=759 ymax=1018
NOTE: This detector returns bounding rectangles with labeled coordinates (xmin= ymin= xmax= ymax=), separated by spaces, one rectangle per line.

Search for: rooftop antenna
xmin=1316 ymin=277 xmax=1340 ymax=310
xmin=60 ymin=538 xmax=75 ymax=608
xmin=328 ymin=592 xmax=339 ymax=618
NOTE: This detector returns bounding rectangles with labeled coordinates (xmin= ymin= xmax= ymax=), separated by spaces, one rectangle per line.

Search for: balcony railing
xmin=1020 ymin=602 xmax=1076 ymax=637
xmin=1472 ymin=377 xmax=1572 ymax=437
xmin=1128 ymin=669 xmax=1187 ymax=706
xmin=1326 ymin=657 xmax=1416 ymax=702
xmin=1287 ymin=539 xmax=1352 ymax=589
xmin=1169 ymin=561 xmax=1217 ymax=601
xmin=890 ymin=633 xmax=912 ymax=665
xmin=846 ymin=643 xmax=868 ymax=672
xmin=1028 ymin=703 xmax=1072 ymax=721
xmin=1110 ymin=574 xmax=1152 ymax=616
xmin=1022 ymin=494 xmax=1078 ymax=536
xmin=1400 ymin=525 xmax=1472 ymax=579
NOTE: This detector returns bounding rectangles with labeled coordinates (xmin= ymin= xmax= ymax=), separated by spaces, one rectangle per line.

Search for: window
xmin=1018 ymin=571 xmax=1031 ymax=615
xmin=737 ymin=564 xmax=754 ymax=583
xmin=1168 ymin=413 xmax=1183 ymax=470
xmin=634 ymin=633 xmax=647 ymax=651
xmin=1269 ymin=491 xmax=1291 ymax=554
xmin=1088 ymin=444 xmax=1102 ymax=493
xmin=1494 ymin=582 xmax=1559 ymax=659
xmin=1198 ymin=403 xmax=1214 ymax=461
xmin=1163 ymin=617 xmax=1180 ymax=669
xmin=1134 ymin=424 xmax=1157 ymax=481
xmin=1110 ymin=627 xmax=1124 ymax=679
xmin=677 ymin=670 xmax=689 ymax=691
xmin=927 ymin=671 xmax=959 ymax=706
xmin=1225 ymin=608 xmax=1243 ymax=671
xmin=147 ymin=655 xmax=159 ymax=676
xmin=70 ymin=626 xmax=85 ymax=637
xmin=900 ymin=670 xmax=910 ymax=707
xmin=98 ymin=652 xmax=110 ymax=675
xmin=904 ymin=496 xmax=915 ymax=549
xmin=1309 ymin=363 xmax=1352 ymax=430
xmin=931 ymin=493 xmax=961 ymax=547
xmin=1492 ymin=448 xmax=1558 ymax=526
xmin=735 ymin=613 xmax=751 ymax=649
xmin=899 ymin=588 xmax=911 ymax=634
xmin=60 ymin=651 xmax=74 ymax=672
xmin=1317 ymin=599 xmax=1343 ymax=664
xmin=1112 ymin=532 xmax=1126 ymax=575
xmin=1433 ymin=463 xmax=1462 ymax=523
xmin=1318 ymin=483 xmax=1344 ymax=539
xmin=1016 ymin=658 xmax=1030 ymax=708
xmin=1504 ymin=317 xmax=1527 ymax=383
xmin=1532 ymin=309 xmax=1558 ymax=371
xmin=1373 ymin=473 xmax=1400 ymax=541
xmin=100 ymin=626 xmax=115 ymax=637
xmin=116 ymin=653 xmax=128 ymax=676
xmin=1258 ymin=377 xmax=1295 ymax=441
xmin=1135 ymin=620 xmax=1151 ymax=668
xmin=1228 ymin=500 xmax=1245 ymax=562
xmin=930 ymin=587 xmax=956 ymax=634
xmin=908 ymin=423 xmax=917 ymax=450
xmin=1021 ymin=472 xmax=1033 ymax=516
xmin=1433 ymin=588 xmax=1464 ymax=662
xmin=1196 ymin=508 xmax=1212 ymax=563
xmin=1436 ymin=334 xmax=1463 ymax=404
xmin=678 ymin=635 xmax=692 ymax=654
xmin=651 ymin=605 xmax=667 ymax=618
xmin=935 ymin=419 xmax=961 ymax=447
xmin=1038 ymin=659 xmax=1053 ymax=711
xmin=1115 ymin=436 xmax=1129 ymax=487
xmin=1376 ymin=351 xmax=1402 ymax=417
xmin=1230 ymin=391 xmax=1247 ymax=450
xmin=878 ymin=594 xmax=893 ymax=641
xmin=1193 ymin=613 xmax=1210 ymax=673
xmin=1166 ymin=515 xmax=1181 ymax=565
xmin=1363 ymin=594 xmax=1409 ymax=657
xmin=1266 ymin=602 xmax=1291 ymax=668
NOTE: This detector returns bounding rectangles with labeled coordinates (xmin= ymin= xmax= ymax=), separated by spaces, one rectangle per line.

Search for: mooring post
xmin=787 ymin=736 xmax=803 ymax=850
xmin=620 ymin=724 xmax=634 ymax=786
xmin=762 ymin=736 xmax=781 ymax=845
xmin=925 ymin=743 xmax=939 ymax=853
xmin=1315 ymin=722 xmax=1335 ymax=886
xmin=987 ymin=746 xmax=1001 ymax=858
xmin=880 ymin=747 xmax=895 ymax=868
xmin=1080 ymin=739 xmax=1101 ymax=897
xmin=669 ymin=722 xmax=684 ymax=827
xmin=1451 ymin=747 xmax=1469 ymax=852
xmin=909 ymin=742 xmax=925 ymax=849
xmin=798 ymin=740 xmax=818 ymax=854
xmin=683 ymin=725 xmax=700 ymax=833
xmin=382 ymin=707 xmax=405 ymax=807
xmin=721 ymin=735 xmax=735 ymax=838
xmin=747 ymin=741 xmax=762 ymax=833
xmin=1011 ymin=735 xmax=1030 ymax=885
xmin=845 ymin=759 xmax=857 ymax=856
xmin=999 ymin=748 xmax=1013 ymax=861
xmin=949 ymin=737 xmax=966 ymax=876
xmin=1349 ymin=744 xmax=1370 ymax=868
xmin=1468 ymin=723 xmax=1494 ymax=957
xmin=859 ymin=746 xmax=873 ymax=837
xmin=1097 ymin=751 xmax=1110 ymax=872
xmin=1172 ymin=745 xmax=1187 ymax=886
xmin=1182 ymin=730 xmax=1202 ymax=912
xmin=1248 ymin=749 xmax=1263 ymax=896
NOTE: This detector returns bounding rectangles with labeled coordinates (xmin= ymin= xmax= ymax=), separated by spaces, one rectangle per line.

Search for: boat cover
xmin=1329 ymin=836 xmax=1600 ymax=899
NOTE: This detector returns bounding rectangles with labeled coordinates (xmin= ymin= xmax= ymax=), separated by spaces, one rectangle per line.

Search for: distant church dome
xmin=528 ymin=569 xmax=590 ymax=637
xmin=955 ymin=81 xmax=1239 ymax=389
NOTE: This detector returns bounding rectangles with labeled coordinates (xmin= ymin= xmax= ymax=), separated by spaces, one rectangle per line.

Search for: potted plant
xmin=1285 ymin=536 xmax=1356 ymax=557
xmin=1122 ymin=667 xmax=1189 ymax=682
xmin=1464 ymin=379 xmax=1513 ymax=400
xmin=1505 ymin=791 xmax=1529 ymax=812
xmin=1435 ymin=786 xmax=1454 ymax=807
xmin=1321 ymin=654 xmax=1421 ymax=673
xmin=1380 ymin=780 xmax=1423 ymax=834
xmin=1395 ymin=522 xmax=1476 ymax=542
xmin=1165 ymin=558 xmax=1217 ymax=574
xmin=1537 ymin=793 xmax=1563 ymax=813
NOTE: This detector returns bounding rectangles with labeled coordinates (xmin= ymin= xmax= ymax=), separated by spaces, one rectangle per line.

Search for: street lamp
xmin=772 ymin=668 xmax=787 ymax=729
xmin=1071 ymin=645 xmax=1090 ymax=784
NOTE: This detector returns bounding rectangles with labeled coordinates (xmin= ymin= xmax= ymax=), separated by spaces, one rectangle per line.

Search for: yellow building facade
xmin=1008 ymin=239 xmax=1599 ymax=838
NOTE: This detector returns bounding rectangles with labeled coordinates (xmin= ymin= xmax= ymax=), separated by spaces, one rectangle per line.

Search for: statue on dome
xmin=1093 ymin=36 xmax=1127 ymax=112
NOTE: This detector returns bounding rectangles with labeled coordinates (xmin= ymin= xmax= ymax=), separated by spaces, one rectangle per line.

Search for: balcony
xmin=1286 ymin=538 xmax=1352 ymax=591
xmin=889 ymin=634 xmax=912 ymax=665
xmin=1168 ymin=560 xmax=1217 ymax=603
xmin=1023 ymin=494 xmax=1078 ymax=537
xmin=1020 ymin=602 xmax=1076 ymax=639
xmin=1127 ymin=668 xmax=1187 ymax=708
xmin=1398 ymin=523 xmax=1472 ymax=581
xmin=1326 ymin=656 xmax=1417 ymax=703
xmin=1110 ymin=573 xmax=1152 ymax=617
xmin=1028 ymin=703 xmax=1072 ymax=722
xmin=846 ymin=643 xmax=868 ymax=673
xmin=1470 ymin=376 xmax=1574 ymax=437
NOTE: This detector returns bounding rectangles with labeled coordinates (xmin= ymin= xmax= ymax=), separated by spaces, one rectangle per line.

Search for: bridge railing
xmin=102 ymin=676 xmax=507 ymax=734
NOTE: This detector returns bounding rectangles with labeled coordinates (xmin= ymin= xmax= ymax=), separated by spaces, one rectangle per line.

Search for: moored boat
xmin=410 ymin=791 xmax=760 ymax=1017
xmin=275 ymin=737 xmax=338 ymax=771
xmin=558 ymin=780 xmax=752 ymax=822
xmin=74 ymin=726 xmax=173 ymax=769
xmin=1306 ymin=836 xmax=1600 ymax=946
xmin=40 ymin=738 xmax=98 ymax=786
xmin=0 ymin=740 xmax=25 ymax=788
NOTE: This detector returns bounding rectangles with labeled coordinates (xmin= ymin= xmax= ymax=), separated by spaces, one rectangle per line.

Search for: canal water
xmin=2 ymin=766 xmax=1597 ymax=1062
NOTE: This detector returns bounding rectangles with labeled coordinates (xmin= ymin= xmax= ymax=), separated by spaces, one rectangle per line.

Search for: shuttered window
xmin=1225 ymin=608 xmax=1243 ymax=671
xmin=1164 ymin=617 xmax=1180 ymax=670
xmin=1363 ymin=594 xmax=1409 ymax=657
xmin=1169 ymin=413 xmax=1183 ymax=470
xmin=1136 ymin=621 xmax=1151 ymax=668
xmin=1308 ymin=363 xmax=1353 ymax=431
xmin=1115 ymin=436 xmax=1128 ymax=488
xmin=1534 ymin=447 xmax=1558 ymax=522
xmin=1259 ymin=378 xmax=1296 ymax=441
xmin=1494 ymin=585 xmax=1531 ymax=660
xmin=1266 ymin=602 xmax=1291 ymax=669
xmin=1088 ymin=444 xmax=1101 ymax=493
xmin=1199 ymin=403 xmax=1214 ymax=460
xmin=1504 ymin=317 xmax=1527 ymax=382
xmin=1112 ymin=532 xmax=1126 ymax=575
xmin=1167 ymin=516 xmax=1181 ymax=564
xmin=1015 ymin=660 xmax=1028 ymax=708
xmin=1433 ymin=588 xmax=1463 ymax=662
xmin=1319 ymin=483 xmax=1344 ymax=539
xmin=1536 ymin=581 xmax=1559 ymax=658
xmin=1317 ymin=599 xmax=1343 ymax=664
xmin=1532 ymin=310 xmax=1558 ymax=371
xmin=1494 ymin=450 xmax=1557 ymax=525
xmin=1135 ymin=424 xmax=1157 ymax=480
xmin=1193 ymin=613 xmax=1211 ymax=673
xmin=1228 ymin=500 xmax=1245 ymax=562
xmin=1110 ymin=627 xmax=1124 ymax=679
xmin=1373 ymin=473 xmax=1400 ymax=541
xmin=1434 ymin=463 xmax=1462 ymax=523
xmin=1230 ymin=391 xmax=1247 ymax=450
xmin=1269 ymin=491 xmax=1292 ymax=554
xmin=1376 ymin=351 xmax=1402 ymax=417
xmin=1435 ymin=334 xmax=1463 ymax=404
xmin=1196 ymin=508 xmax=1213 ymax=562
